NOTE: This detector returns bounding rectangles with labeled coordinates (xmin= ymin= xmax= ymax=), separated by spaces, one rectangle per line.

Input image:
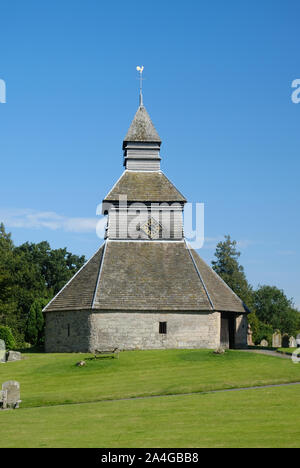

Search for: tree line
xmin=0 ymin=224 xmax=299 ymax=348
xmin=0 ymin=223 xmax=85 ymax=347
xmin=212 ymin=235 xmax=300 ymax=344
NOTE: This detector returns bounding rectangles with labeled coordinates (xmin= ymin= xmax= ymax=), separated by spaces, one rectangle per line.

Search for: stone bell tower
xmin=102 ymin=101 xmax=186 ymax=242
xmin=43 ymin=72 xmax=249 ymax=353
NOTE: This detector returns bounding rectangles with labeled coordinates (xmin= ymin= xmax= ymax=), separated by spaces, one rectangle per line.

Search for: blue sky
xmin=0 ymin=0 xmax=299 ymax=307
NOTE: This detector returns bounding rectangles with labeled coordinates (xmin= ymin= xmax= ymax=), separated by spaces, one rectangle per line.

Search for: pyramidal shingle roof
xmin=124 ymin=105 xmax=161 ymax=143
xmin=103 ymin=171 xmax=186 ymax=203
xmin=44 ymin=241 xmax=247 ymax=313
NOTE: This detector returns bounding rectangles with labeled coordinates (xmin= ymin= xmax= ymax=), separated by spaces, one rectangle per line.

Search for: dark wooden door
xmin=228 ymin=317 xmax=235 ymax=349
xmin=221 ymin=314 xmax=236 ymax=349
xmin=220 ymin=318 xmax=229 ymax=349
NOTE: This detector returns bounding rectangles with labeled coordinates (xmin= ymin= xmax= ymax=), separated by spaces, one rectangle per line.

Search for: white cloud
xmin=0 ymin=208 xmax=107 ymax=236
xmin=277 ymin=250 xmax=296 ymax=256
xmin=236 ymin=239 xmax=256 ymax=249
xmin=200 ymin=236 xmax=256 ymax=251
xmin=201 ymin=236 xmax=223 ymax=250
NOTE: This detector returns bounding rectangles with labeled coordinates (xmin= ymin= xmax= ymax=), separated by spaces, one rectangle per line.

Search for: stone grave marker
xmin=2 ymin=381 xmax=21 ymax=409
xmin=260 ymin=339 xmax=268 ymax=347
xmin=272 ymin=331 xmax=282 ymax=348
xmin=282 ymin=334 xmax=290 ymax=348
xmin=0 ymin=339 xmax=6 ymax=363
xmin=0 ymin=390 xmax=7 ymax=409
xmin=289 ymin=336 xmax=296 ymax=348
xmin=6 ymin=351 xmax=22 ymax=362
xmin=247 ymin=324 xmax=254 ymax=346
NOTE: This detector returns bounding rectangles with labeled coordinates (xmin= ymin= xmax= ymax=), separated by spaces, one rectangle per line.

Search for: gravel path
xmin=240 ymin=349 xmax=292 ymax=359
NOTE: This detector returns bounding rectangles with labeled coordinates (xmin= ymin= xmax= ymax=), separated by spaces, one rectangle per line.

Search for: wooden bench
xmin=93 ymin=347 xmax=119 ymax=359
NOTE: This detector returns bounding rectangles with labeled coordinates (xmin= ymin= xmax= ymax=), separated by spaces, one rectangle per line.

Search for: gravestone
xmin=296 ymin=334 xmax=300 ymax=348
xmin=282 ymin=334 xmax=290 ymax=348
xmin=289 ymin=336 xmax=296 ymax=348
xmin=2 ymin=381 xmax=21 ymax=409
xmin=260 ymin=339 xmax=268 ymax=347
xmin=272 ymin=331 xmax=282 ymax=348
xmin=0 ymin=390 xmax=7 ymax=409
xmin=0 ymin=339 xmax=6 ymax=363
xmin=6 ymin=351 xmax=22 ymax=362
xmin=247 ymin=324 xmax=254 ymax=346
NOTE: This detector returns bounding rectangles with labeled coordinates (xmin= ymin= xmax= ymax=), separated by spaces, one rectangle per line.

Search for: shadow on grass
xmin=247 ymin=345 xmax=277 ymax=351
xmin=15 ymin=345 xmax=44 ymax=354
xmin=179 ymin=349 xmax=260 ymax=362
xmin=179 ymin=350 xmax=228 ymax=362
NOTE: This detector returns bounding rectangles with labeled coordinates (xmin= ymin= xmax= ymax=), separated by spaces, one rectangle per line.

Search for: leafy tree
xmin=254 ymin=285 xmax=300 ymax=336
xmin=212 ymin=235 xmax=253 ymax=309
xmin=247 ymin=311 xmax=259 ymax=338
xmin=254 ymin=322 xmax=273 ymax=346
xmin=0 ymin=222 xmax=13 ymax=249
xmin=211 ymin=235 xmax=300 ymax=343
xmin=0 ymin=224 xmax=86 ymax=346
xmin=15 ymin=241 xmax=85 ymax=295
xmin=0 ymin=325 xmax=16 ymax=349
xmin=25 ymin=298 xmax=49 ymax=345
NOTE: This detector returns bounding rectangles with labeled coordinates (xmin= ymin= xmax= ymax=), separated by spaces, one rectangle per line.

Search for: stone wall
xmin=235 ymin=314 xmax=248 ymax=348
xmin=89 ymin=311 xmax=221 ymax=352
xmin=44 ymin=309 xmax=249 ymax=353
xmin=44 ymin=310 xmax=91 ymax=353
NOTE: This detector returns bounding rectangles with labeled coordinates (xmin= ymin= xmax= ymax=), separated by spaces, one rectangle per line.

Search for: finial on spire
xmin=136 ymin=66 xmax=144 ymax=107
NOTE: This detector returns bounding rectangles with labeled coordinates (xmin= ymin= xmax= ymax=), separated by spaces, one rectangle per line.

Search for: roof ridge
xmin=102 ymin=170 xmax=125 ymax=205
xmin=92 ymin=240 xmax=108 ymax=308
xmin=162 ymin=171 xmax=187 ymax=203
xmin=190 ymin=248 xmax=248 ymax=313
xmin=185 ymin=240 xmax=214 ymax=310
xmin=205 ymin=258 xmax=249 ymax=311
xmin=43 ymin=243 xmax=105 ymax=313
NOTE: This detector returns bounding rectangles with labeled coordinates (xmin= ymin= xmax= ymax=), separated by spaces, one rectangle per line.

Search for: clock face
xmin=141 ymin=217 xmax=162 ymax=239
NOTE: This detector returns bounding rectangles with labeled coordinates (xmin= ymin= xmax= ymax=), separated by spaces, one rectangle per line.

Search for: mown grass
xmin=1 ymin=385 xmax=300 ymax=448
xmin=278 ymin=348 xmax=297 ymax=355
xmin=0 ymin=349 xmax=299 ymax=408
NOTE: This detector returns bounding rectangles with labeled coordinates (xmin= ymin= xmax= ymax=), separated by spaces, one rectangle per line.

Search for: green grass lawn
xmin=0 ymin=349 xmax=299 ymax=408
xmin=278 ymin=348 xmax=297 ymax=355
xmin=1 ymin=349 xmax=300 ymax=447
xmin=1 ymin=385 xmax=300 ymax=448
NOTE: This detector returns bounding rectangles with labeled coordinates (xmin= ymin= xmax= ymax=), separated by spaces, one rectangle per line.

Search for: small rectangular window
xmin=67 ymin=324 xmax=70 ymax=337
xmin=159 ymin=322 xmax=167 ymax=334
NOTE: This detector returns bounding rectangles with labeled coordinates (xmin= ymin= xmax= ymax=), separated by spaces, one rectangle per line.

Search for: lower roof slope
xmin=44 ymin=240 xmax=247 ymax=313
xmin=191 ymin=249 xmax=249 ymax=313
xmin=43 ymin=245 xmax=105 ymax=312
xmin=93 ymin=241 xmax=211 ymax=310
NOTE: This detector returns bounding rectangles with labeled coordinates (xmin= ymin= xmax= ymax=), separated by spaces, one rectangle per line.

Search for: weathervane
xmin=136 ymin=66 xmax=144 ymax=106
